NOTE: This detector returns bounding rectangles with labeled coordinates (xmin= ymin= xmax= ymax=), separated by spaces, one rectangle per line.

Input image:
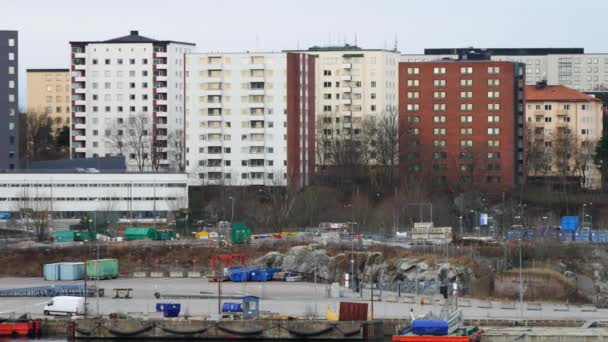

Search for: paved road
xmin=0 ymin=277 xmax=603 ymax=321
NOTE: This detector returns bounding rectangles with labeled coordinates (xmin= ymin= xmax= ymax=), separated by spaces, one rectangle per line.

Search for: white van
xmin=44 ymin=296 xmax=85 ymax=316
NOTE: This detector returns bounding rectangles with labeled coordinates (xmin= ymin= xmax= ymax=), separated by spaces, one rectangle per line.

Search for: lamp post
xmin=469 ymin=210 xmax=477 ymax=235
xmin=459 ymin=216 xmax=463 ymax=237
xmin=345 ymin=203 xmax=355 ymax=290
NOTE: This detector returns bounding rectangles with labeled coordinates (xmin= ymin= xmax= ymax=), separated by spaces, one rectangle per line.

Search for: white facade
xmin=305 ymin=48 xmax=400 ymax=131
xmin=0 ymin=172 xmax=188 ymax=217
xmin=185 ymin=52 xmax=289 ymax=186
xmin=402 ymin=52 xmax=608 ymax=92
xmin=70 ymin=31 xmax=194 ymax=171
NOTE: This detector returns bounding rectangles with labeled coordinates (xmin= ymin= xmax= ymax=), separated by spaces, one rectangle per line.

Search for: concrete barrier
xmin=150 ymin=272 xmax=164 ymax=278
xmin=458 ymin=299 xmax=472 ymax=307
xmin=527 ymin=302 xmax=542 ymax=311
xmin=187 ymin=271 xmax=202 ymax=278
xmin=133 ymin=272 xmax=147 ymax=278
xmin=478 ymin=301 xmax=493 ymax=308
xmin=500 ymin=302 xmax=516 ymax=310
xmin=554 ymin=304 xmax=570 ymax=311
xmin=169 ymin=271 xmax=184 ymax=278
xmin=581 ymin=305 xmax=597 ymax=312
xmin=402 ymin=296 xmax=415 ymax=304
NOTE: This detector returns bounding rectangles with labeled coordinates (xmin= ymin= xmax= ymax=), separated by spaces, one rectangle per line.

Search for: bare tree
xmin=572 ymin=138 xmax=599 ymax=189
xmin=21 ymin=111 xmax=64 ymax=165
xmin=107 ymin=113 xmax=152 ymax=171
xmin=13 ymin=186 xmax=50 ymax=241
xmin=360 ymin=111 xmax=401 ymax=188
xmin=168 ymin=129 xmax=186 ymax=172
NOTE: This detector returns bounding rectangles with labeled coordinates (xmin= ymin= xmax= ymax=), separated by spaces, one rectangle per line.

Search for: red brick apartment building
xmin=399 ymin=53 xmax=526 ymax=193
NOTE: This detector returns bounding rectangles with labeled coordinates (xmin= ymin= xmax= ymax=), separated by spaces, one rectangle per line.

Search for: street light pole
xmin=519 ymin=237 xmax=523 ymax=319
xmin=229 ymin=197 xmax=234 ymax=222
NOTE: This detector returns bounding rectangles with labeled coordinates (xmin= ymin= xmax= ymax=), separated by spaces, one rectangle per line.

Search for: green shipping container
xmin=86 ymin=259 xmax=118 ymax=279
xmin=124 ymin=227 xmax=158 ymax=241
xmin=55 ymin=230 xmax=75 ymax=243
xmin=74 ymin=230 xmax=96 ymax=241
xmin=230 ymin=222 xmax=251 ymax=244
xmin=157 ymin=230 xmax=176 ymax=241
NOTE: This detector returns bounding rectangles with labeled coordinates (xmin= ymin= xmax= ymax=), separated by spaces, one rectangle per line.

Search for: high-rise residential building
xmin=402 ymin=48 xmax=608 ymax=93
xmin=399 ymin=53 xmax=526 ymax=193
xmin=184 ymin=52 xmax=315 ymax=186
xmin=525 ymin=83 xmax=603 ymax=189
xmin=26 ymin=69 xmax=71 ymax=130
xmin=69 ymin=30 xmax=195 ymax=171
xmin=0 ymin=30 xmax=19 ymax=170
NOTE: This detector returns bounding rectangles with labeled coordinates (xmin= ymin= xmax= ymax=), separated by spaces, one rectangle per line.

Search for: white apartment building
xmin=0 ymin=172 xmax=188 ymax=218
xmin=185 ymin=53 xmax=290 ymax=186
xmin=70 ymin=31 xmax=195 ymax=171
xmin=403 ymin=48 xmax=608 ymax=92
xmin=301 ymin=46 xmax=400 ymax=133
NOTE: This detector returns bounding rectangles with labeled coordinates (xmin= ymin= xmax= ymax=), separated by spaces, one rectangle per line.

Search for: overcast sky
xmin=3 ymin=0 xmax=608 ymax=107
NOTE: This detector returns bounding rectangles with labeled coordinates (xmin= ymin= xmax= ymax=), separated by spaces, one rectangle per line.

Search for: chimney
xmin=535 ymin=80 xmax=547 ymax=89
xmin=130 ymin=30 xmax=139 ymax=36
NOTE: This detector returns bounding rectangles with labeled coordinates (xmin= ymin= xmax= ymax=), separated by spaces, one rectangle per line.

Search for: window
xmin=488 ymin=91 xmax=500 ymax=98
xmin=460 ymin=115 xmax=473 ymax=123
xmin=433 ymin=103 xmax=446 ymax=111
xmin=408 ymin=116 xmax=420 ymax=124
xmin=430 ymin=91 xmax=445 ymax=99
xmin=407 ymin=79 xmax=420 ymax=87
xmin=408 ymin=128 xmax=420 ymax=135
xmin=581 ymin=104 xmax=589 ymax=110
xmin=487 ymin=164 xmax=501 ymax=171
xmin=323 ymin=94 xmax=332 ymax=100
xmin=488 ymin=103 xmax=500 ymax=111
xmin=488 ymin=79 xmax=500 ymax=86
xmin=407 ymin=67 xmax=420 ymax=75
xmin=460 ymin=127 xmax=473 ymax=135
xmin=460 ymin=91 xmax=472 ymax=99
xmin=487 ymin=152 xmax=501 ymax=159
xmin=8 ymin=38 xmax=14 ymax=47
xmin=488 ymin=115 xmax=500 ymax=123
xmin=432 ymin=152 xmax=447 ymax=160
xmin=460 ymin=103 xmax=473 ymax=111
xmin=460 ymin=67 xmax=473 ymax=74
xmin=433 ymin=140 xmax=447 ymax=147
xmin=563 ymin=104 xmax=571 ymax=110
xmin=408 ymin=164 xmax=421 ymax=172
xmin=432 ymin=164 xmax=447 ymax=172
xmin=371 ymin=81 xmax=376 ymax=87
xmin=407 ymin=104 xmax=419 ymax=111
xmin=323 ymin=82 xmax=331 ymax=88
xmin=8 ymin=53 xmax=14 ymax=61
xmin=488 ymin=140 xmax=500 ymax=147
xmin=433 ymin=115 xmax=446 ymax=123
xmin=433 ymin=79 xmax=446 ymax=87
xmin=460 ymin=79 xmax=473 ymax=87
xmin=460 ymin=164 xmax=472 ymax=172
xmin=544 ymin=117 xmax=552 ymax=123
xmin=407 ymin=92 xmax=419 ymax=99
xmin=433 ymin=67 xmax=446 ymax=75
xmin=370 ymin=105 xmax=376 ymax=112
xmin=544 ymin=104 xmax=552 ymax=110
xmin=488 ymin=66 xmax=500 ymax=74
xmin=487 ymin=176 xmax=501 ymax=183
xmin=323 ymin=70 xmax=331 ymax=76
xmin=433 ymin=128 xmax=446 ymax=135
xmin=104 ymin=59 xmax=110 ymax=65
xmin=487 ymin=127 xmax=500 ymax=135
xmin=407 ymin=152 xmax=420 ymax=160
xmin=371 ymin=93 xmax=377 ymax=99
xmin=460 ymin=152 xmax=473 ymax=159
xmin=582 ymin=129 xmax=589 ymax=135
xmin=142 ymin=58 xmax=148 ymax=64
xmin=460 ymin=140 xmax=473 ymax=147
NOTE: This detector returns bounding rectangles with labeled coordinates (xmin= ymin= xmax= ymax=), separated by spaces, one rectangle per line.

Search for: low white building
xmin=0 ymin=172 xmax=188 ymax=219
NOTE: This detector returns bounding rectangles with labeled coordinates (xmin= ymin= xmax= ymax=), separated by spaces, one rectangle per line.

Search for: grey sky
xmin=3 ymin=0 xmax=608 ymax=107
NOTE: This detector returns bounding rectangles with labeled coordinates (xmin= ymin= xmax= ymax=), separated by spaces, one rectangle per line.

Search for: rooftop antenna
xmin=394 ymin=35 xmax=398 ymax=52
xmin=354 ymin=33 xmax=358 ymax=47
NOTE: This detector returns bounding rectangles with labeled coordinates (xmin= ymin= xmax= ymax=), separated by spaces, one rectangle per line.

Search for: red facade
xmin=286 ymin=53 xmax=316 ymax=187
xmin=398 ymin=60 xmax=525 ymax=193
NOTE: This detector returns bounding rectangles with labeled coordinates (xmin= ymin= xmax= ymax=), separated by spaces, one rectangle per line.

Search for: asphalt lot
xmin=0 ymin=277 xmax=605 ymax=321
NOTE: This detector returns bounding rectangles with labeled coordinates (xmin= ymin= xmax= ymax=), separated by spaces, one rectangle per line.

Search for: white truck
xmin=43 ymin=296 xmax=85 ymax=316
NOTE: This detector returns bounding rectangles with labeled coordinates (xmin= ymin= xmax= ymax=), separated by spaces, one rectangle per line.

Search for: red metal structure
xmin=210 ymin=254 xmax=246 ymax=272
xmin=0 ymin=321 xmax=41 ymax=337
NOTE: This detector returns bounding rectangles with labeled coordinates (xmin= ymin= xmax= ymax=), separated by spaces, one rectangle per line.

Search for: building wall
xmin=70 ymin=33 xmax=193 ymax=172
xmin=185 ymin=52 xmax=290 ymax=186
xmin=0 ymin=172 xmax=188 ymax=216
xmin=399 ymin=60 xmax=525 ymax=193
xmin=286 ymin=53 xmax=316 ymax=187
xmin=26 ymin=69 xmax=70 ymax=129
xmin=402 ymin=53 xmax=608 ymax=92
xmin=309 ymin=50 xmax=399 ymax=141
xmin=525 ymin=97 xmax=603 ymax=189
xmin=0 ymin=31 xmax=19 ymax=170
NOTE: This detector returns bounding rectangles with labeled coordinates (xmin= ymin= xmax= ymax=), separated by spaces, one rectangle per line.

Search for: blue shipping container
xmin=222 ymin=302 xmax=243 ymax=312
xmin=411 ymin=320 xmax=449 ymax=336
xmin=59 ymin=262 xmax=85 ymax=281
xmin=155 ymin=303 xmax=181 ymax=317
xmin=561 ymin=216 xmax=579 ymax=231
xmin=43 ymin=263 xmax=60 ymax=281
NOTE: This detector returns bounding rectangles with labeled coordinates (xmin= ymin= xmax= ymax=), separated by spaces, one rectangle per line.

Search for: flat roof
xmin=26 ymin=68 xmax=69 ymax=73
xmin=285 ymin=44 xmax=399 ymax=53
xmin=70 ymin=30 xmax=195 ymax=46
xmin=425 ymin=48 xmax=585 ymax=56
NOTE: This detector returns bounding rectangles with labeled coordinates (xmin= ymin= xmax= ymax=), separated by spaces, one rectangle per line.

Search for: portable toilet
xmin=242 ymin=295 xmax=259 ymax=319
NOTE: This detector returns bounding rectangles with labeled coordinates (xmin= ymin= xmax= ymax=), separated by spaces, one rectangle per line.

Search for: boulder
xmin=254 ymin=251 xmax=284 ymax=268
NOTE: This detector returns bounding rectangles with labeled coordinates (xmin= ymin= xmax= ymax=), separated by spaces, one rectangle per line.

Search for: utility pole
xmin=229 ymin=196 xmax=235 ymax=222
xmin=519 ymin=238 xmax=523 ymax=319
xmin=313 ymin=245 xmax=317 ymax=318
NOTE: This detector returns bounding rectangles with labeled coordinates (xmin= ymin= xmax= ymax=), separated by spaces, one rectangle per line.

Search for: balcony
xmin=340 ymin=87 xmax=352 ymax=93
xmin=341 ymin=74 xmax=352 ymax=81
xmin=247 ymin=63 xmax=265 ymax=70
xmin=74 ymin=100 xmax=86 ymax=106
xmin=556 ymin=121 xmax=570 ymax=128
xmin=533 ymin=110 xmax=545 ymax=115
xmin=153 ymin=63 xmax=168 ymax=70
xmin=73 ymin=123 xmax=86 ymax=130
xmin=556 ymin=109 xmax=569 ymax=116
xmin=155 ymin=75 xmax=168 ymax=82
xmin=342 ymin=63 xmax=352 ymax=69
xmin=74 ymin=52 xmax=86 ymax=59
xmin=73 ymin=111 xmax=86 ymax=118
xmin=247 ymin=89 xmax=265 ymax=96
xmin=249 ymin=102 xmax=265 ymax=108
xmin=154 ymin=51 xmax=168 ymax=58
xmin=204 ymin=89 xmax=223 ymax=96
xmin=202 ymin=64 xmax=223 ymax=70
xmin=74 ymin=64 xmax=86 ymax=71
xmin=247 ymin=76 xmax=265 ymax=83
xmin=154 ymin=111 xmax=168 ymax=118
xmin=74 ymin=87 xmax=86 ymax=94
xmin=203 ymin=103 xmax=223 ymax=109
xmin=75 ymin=76 xmax=86 ymax=82
xmin=341 ymin=110 xmax=352 ymax=116
xmin=154 ymin=99 xmax=168 ymax=106
xmin=154 ymin=87 xmax=168 ymax=93
xmin=205 ymin=77 xmax=223 ymax=83
xmin=74 ymin=135 xmax=87 ymax=141
xmin=74 ymin=146 xmax=87 ymax=153
xmin=534 ymin=122 xmax=544 ymax=128
xmin=341 ymin=98 xmax=352 ymax=105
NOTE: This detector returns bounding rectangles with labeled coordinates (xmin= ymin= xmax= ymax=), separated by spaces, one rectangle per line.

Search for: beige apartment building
xmin=26 ymin=68 xmax=71 ymax=130
xmin=525 ymin=82 xmax=603 ymax=189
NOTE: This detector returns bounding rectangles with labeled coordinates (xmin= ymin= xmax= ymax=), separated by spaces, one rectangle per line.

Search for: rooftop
xmin=285 ymin=44 xmax=399 ymax=53
xmin=425 ymin=47 xmax=585 ymax=56
xmin=26 ymin=68 xmax=69 ymax=73
xmin=70 ymin=30 xmax=195 ymax=46
xmin=526 ymin=84 xmax=602 ymax=102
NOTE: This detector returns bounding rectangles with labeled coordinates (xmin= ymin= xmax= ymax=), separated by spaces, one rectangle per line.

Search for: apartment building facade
xmin=26 ymin=69 xmax=70 ymax=129
xmin=69 ymin=31 xmax=194 ymax=171
xmin=0 ymin=31 xmax=19 ymax=170
xmin=184 ymin=52 xmax=315 ymax=186
xmin=403 ymin=48 xmax=608 ymax=93
xmin=399 ymin=56 xmax=526 ymax=193
xmin=525 ymin=83 xmax=603 ymax=189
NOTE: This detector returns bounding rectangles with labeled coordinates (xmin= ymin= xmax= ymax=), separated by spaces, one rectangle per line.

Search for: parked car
xmin=43 ymin=296 xmax=85 ymax=316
